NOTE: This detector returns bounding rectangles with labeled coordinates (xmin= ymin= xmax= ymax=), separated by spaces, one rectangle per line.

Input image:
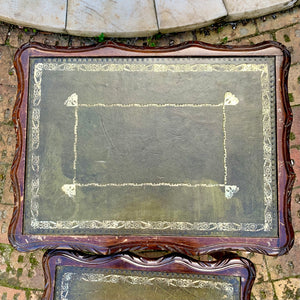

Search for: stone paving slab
xmin=0 ymin=0 xmax=67 ymax=33
xmin=66 ymin=0 xmax=158 ymax=38
xmin=223 ymin=0 xmax=299 ymax=21
xmin=0 ymin=1 xmax=298 ymax=37
xmin=155 ymin=0 xmax=227 ymax=33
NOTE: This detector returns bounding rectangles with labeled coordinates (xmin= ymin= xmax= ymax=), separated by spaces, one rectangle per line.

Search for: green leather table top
xmin=24 ymin=56 xmax=277 ymax=237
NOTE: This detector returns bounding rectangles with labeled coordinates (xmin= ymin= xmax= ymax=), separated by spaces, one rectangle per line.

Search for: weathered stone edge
xmin=0 ymin=2 xmax=299 ymax=40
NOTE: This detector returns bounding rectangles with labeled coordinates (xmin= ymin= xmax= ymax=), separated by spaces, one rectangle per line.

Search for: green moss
xmin=290 ymin=132 xmax=296 ymax=141
xmin=1 ymin=292 xmax=7 ymax=300
xmin=284 ymin=34 xmax=291 ymax=42
xmin=146 ymin=36 xmax=157 ymax=47
xmin=0 ymin=243 xmax=14 ymax=256
xmin=282 ymin=285 xmax=295 ymax=299
xmin=6 ymin=264 xmax=13 ymax=273
xmin=250 ymin=294 xmax=256 ymax=300
xmin=27 ymin=269 xmax=34 ymax=278
xmin=0 ymin=277 xmax=19 ymax=291
xmin=298 ymin=76 xmax=300 ymax=84
xmin=3 ymin=120 xmax=14 ymax=126
xmin=96 ymin=32 xmax=104 ymax=43
xmin=13 ymin=294 xmax=20 ymax=300
xmin=257 ymin=274 xmax=264 ymax=284
xmin=289 ymin=93 xmax=294 ymax=102
xmin=16 ymin=268 xmax=23 ymax=277
xmin=25 ymin=291 xmax=30 ymax=300
xmin=221 ymin=36 xmax=228 ymax=44
xmin=296 ymin=288 xmax=300 ymax=299
xmin=29 ymin=253 xmax=39 ymax=268
xmin=217 ymin=26 xmax=223 ymax=33
xmin=153 ymin=33 xmax=162 ymax=39
xmin=0 ymin=244 xmax=15 ymax=277
xmin=275 ymin=264 xmax=283 ymax=274
xmin=0 ymin=278 xmax=42 ymax=294
xmin=17 ymin=255 xmax=24 ymax=263
xmin=259 ymin=290 xmax=267 ymax=299
xmin=291 ymin=145 xmax=300 ymax=150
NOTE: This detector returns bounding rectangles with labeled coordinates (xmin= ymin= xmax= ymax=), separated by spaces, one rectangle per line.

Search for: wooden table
xmin=42 ymin=251 xmax=255 ymax=300
xmin=9 ymin=41 xmax=294 ymax=255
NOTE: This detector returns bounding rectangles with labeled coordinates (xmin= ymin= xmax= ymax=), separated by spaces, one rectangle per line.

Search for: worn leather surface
xmin=24 ymin=57 xmax=277 ymax=237
xmin=54 ymin=266 xmax=240 ymax=300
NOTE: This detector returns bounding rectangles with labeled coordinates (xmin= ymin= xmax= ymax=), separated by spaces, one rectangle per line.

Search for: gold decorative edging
xmin=60 ymin=272 xmax=234 ymax=300
xmin=28 ymin=57 xmax=275 ymax=233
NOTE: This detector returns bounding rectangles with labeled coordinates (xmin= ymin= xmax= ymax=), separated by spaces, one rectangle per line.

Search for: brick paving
xmin=0 ymin=6 xmax=300 ymax=299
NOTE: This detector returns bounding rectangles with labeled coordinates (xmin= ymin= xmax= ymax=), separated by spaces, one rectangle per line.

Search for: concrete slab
xmin=223 ymin=0 xmax=298 ymax=21
xmin=0 ymin=0 xmax=67 ymax=33
xmin=155 ymin=0 xmax=227 ymax=33
xmin=66 ymin=0 xmax=158 ymax=38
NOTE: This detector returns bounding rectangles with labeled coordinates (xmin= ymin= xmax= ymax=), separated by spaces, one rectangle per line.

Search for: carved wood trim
xmin=8 ymin=41 xmax=295 ymax=256
xmin=42 ymin=250 xmax=255 ymax=300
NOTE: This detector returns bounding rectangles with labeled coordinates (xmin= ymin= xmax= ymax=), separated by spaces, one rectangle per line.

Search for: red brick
xmin=0 ymin=203 xmax=13 ymax=244
xmin=257 ymin=6 xmax=300 ymax=33
xmin=0 ymin=286 xmax=26 ymax=300
xmin=291 ymin=148 xmax=300 ymax=188
xmin=292 ymin=188 xmax=300 ymax=232
xmin=0 ymin=84 xmax=17 ymax=123
xmin=275 ymin=24 xmax=300 ymax=65
xmin=265 ymin=232 xmax=300 ymax=280
xmin=7 ymin=27 xmax=31 ymax=48
xmin=273 ymin=278 xmax=300 ymax=299
xmin=291 ymin=106 xmax=300 ymax=146
xmin=289 ymin=65 xmax=300 ymax=106
xmin=0 ymin=24 xmax=9 ymax=45
xmin=0 ymin=46 xmax=17 ymax=86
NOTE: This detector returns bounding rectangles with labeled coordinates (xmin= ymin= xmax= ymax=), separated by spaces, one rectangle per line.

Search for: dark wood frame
xmin=8 ymin=41 xmax=295 ymax=255
xmin=42 ymin=250 xmax=255 ymax=300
